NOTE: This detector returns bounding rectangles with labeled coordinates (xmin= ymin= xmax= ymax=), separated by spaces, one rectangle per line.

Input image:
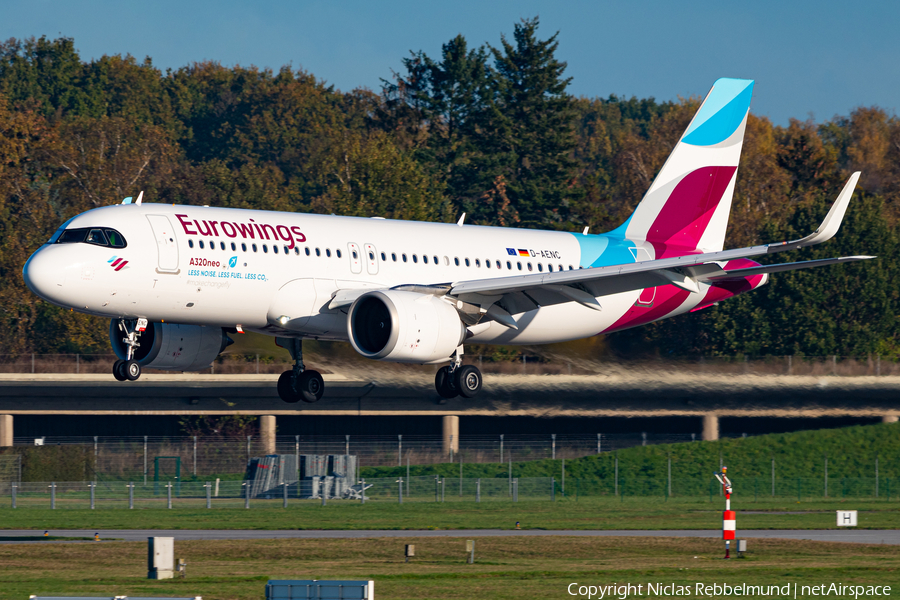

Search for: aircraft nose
xmin=23 ymin=245 xmax=65 ymax=302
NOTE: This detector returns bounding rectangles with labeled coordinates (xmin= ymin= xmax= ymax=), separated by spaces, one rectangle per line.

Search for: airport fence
xmin=6 ymin=433 xmax=694 ymax=479
xmin=0 ymin=353 xmax=897 ymax=377
xmin=1 ymin=475 xmax=897 ymax=509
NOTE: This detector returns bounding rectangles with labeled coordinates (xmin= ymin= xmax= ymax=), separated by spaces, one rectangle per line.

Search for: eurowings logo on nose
xmin=108 ymin=256 xmax=129 ymax=271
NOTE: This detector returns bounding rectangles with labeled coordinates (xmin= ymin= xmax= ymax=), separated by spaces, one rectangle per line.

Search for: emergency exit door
xmin=146 ymin=215 xmax=180 ymax=273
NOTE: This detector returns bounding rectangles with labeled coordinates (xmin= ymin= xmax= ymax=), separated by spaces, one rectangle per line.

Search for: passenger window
xmin=381 ymin=252 xmax=386 ymax=261
xmin=336 ymin=249 xmax=342 ymax=258
xmin=517 ymin=262 xmax=522 ymax=271
xmin=294 ymin=247 xmax=300 ymax=255
xmin=273 ymin=246 xmax=278 ymax=254
xmin=263 ymin=245 xmax=268 ymax=253
xmin=316 ymin=248 xmax=321 ymax=257
xmin=352 ymin=251 xmax=358 ymax=259
xmin=475 ymin=259 xmax=481 ymax=268
xmin=210 ymin=239 xmax=215 ymax=249
xmin=252 ymin=244 xmax=258 ymax=252
xmin=241 ymin=243 xmax=246 ymax=252
xmin=559 ymin=264 xmax=563 ymax=271
xmin=391 ymin=253 xmax=397 ymax=262
xmin=506 ymin=261 xmax=512 ymax=270
xmin=189 ymin=240 xmax=194 ymax=248
xmin=326 ymin=249 xmax=331 ymax=257
xmin=465 ymin=258 xmax=470 ymax=267
xmin=402 ymin=254 xmax=407 ymax=263
xmin=496 ymin=260 xmax=501 ymax=269
xmin=569 ymin=265 xmax=574 ymax=270
xmin=231 ymin=243 xmax=237 ymax=251
xmin=413 ymin=254 xmax=418 ymax=263
xmin=368 ymin=251 xmax=374 ymax=260
xmin=538 ymin=263 xmax=543 ymax=272
xmin=443 ymin=256 xmax=450 ymax=266
xmin=284 ymin=246 xmax=289 ymax=254
xmin=305 ymin=247 xmax=310 ymax=256
xmin=87 ymin=229 xmax=107 ymax=245
xmin=547 ymin=264 xmax=553 ymax=272
xmin=454 ymin=257 xmax=460 ymax=266
xmin=199 ymin=240 xmax=205 ymax=249
xmin=527 ymin=263 xmax=533 ymax=271
xmin=433 ymin=256 xmax=438 ymax=264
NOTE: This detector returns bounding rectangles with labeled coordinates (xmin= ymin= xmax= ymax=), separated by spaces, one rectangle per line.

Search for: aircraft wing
xmin=446 ymin=172 xmax=873 ymax=321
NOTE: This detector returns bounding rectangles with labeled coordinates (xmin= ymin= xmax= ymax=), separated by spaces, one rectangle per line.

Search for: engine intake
xmin=347 ymin=290 xmax=465 ymax=363
xmin=109 ymin=320 xmax=231 ymax=371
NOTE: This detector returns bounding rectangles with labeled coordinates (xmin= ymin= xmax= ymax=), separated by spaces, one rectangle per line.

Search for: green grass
xmin=1 ymin=497 xmax=899 ymax=531
xmin=362 ymin=422 xmax=900 ymax=482
xmin=2 ymin=536 xmax=898 ymax=600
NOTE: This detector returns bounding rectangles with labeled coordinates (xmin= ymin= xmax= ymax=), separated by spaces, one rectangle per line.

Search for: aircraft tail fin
xmin=617 ymin=78 xmax=754 ymax=257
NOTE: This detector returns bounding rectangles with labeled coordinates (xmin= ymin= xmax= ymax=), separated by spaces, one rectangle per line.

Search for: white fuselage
xmin=24 ymin=203 xmax=717 ymax=348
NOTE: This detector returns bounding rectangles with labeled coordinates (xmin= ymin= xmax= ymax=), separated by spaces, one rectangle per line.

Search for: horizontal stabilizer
xmin=704 ymin=255 xmax=876 ymax=280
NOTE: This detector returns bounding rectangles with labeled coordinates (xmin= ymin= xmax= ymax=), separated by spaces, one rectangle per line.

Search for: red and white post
xmin=716 ymin=467 xmax=735 ymax=559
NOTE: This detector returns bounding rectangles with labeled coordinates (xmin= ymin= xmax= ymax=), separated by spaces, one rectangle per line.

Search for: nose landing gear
xmin=434 ymin=348 xmax=483 ymax=399
xmin=112 ymin=318 xmax=146 ymax=381
xmin=277 ymin=338 xmax=324 ymax=403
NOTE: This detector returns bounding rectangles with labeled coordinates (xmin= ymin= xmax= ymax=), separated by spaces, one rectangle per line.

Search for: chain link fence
xmin=6 ymin=434 xmax=692 ymax=480
xmin=2 ymin=475 xmax=897 ymax=509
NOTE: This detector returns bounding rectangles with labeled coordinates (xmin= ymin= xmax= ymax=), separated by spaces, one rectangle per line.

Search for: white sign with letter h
xmin=836 ymin=510 xmax=857 ymax=526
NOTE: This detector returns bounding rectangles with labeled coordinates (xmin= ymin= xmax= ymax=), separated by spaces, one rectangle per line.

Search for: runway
xmin=2 ymin=529 xmax=898 ymax=544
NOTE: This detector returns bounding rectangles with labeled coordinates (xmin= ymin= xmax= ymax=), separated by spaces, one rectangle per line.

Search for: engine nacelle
xmin=109 ymin=320 xmax=231 ymax=371
xmin=347 ymin=290 xmax=465 ymax=364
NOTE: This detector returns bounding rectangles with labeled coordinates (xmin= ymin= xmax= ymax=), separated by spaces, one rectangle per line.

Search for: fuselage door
xmin=347 ymin=243 xmax=362 ymax=274
xmin=364 ymin=243 xmax=378 ymax=275
xmin=146 ymin=215 xmax=179 ymax=273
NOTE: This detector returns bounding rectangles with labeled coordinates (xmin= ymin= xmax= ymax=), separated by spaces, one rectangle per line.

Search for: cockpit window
xmin=56 ymin=227 xmax=127 ymax=248
xmin=87 ymin=229 xmax=107 ymax=245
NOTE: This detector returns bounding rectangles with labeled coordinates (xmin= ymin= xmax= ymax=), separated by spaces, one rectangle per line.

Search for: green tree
xmin=475 ymin=17 xmax=580 ymax=227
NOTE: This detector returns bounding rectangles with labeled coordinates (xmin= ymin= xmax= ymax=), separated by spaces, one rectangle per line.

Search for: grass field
xmin=2 ymin=498 xmax=899 ymax=531
xmin=2 ymin=536 xmax=898 ymax=600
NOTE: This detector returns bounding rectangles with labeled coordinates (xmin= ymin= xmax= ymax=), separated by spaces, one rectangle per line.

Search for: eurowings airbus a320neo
xmin=23 ymin=79 xmax=872 ymax=402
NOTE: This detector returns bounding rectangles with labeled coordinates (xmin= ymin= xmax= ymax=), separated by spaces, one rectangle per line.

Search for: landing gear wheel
xmin=277 ymin=371 xmax=301 ymax=403
xmin=123 ymin=360 xmax=141 ymax=381
xmin=296 ymin=370 xmax=324 ymax=403
xmin=435 ymin=366 xmax=459 ymax=399
xmin=454 ymin=365 xmax=483 ymax=398
xmin=112 ymin=360 xmax=127 ymax=381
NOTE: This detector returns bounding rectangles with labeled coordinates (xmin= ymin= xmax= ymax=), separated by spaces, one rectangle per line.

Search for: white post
xmin=193 ymin=436 xmax=197 ymax=476
xmin=551 ymin=434 xmax=556 ymax=460
xmin=398 ymin=435 xmax=402 ymax=466
xmin=668 ymin=456 xmax=672 ymax=498
xmin=345 ymin=435 xmax=350 ymax=456
xmin=597 ymin=433 xmax=601 ymax=454
xmin=499 ymin=434 xmax=504 ymax=464
xmin=143 ymin=436 xmax=148 ymax=485
xmin=771 ymin=458 xmax=775 ymax=497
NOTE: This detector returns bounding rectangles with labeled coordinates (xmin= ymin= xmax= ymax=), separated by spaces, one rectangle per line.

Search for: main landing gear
xmin=277 ymin=338 xmax=324 ymax=403
xmin=434 ymin=348 xmax=483 ymax=399
xmin=112 ymin=318 xmax=146 ymax=382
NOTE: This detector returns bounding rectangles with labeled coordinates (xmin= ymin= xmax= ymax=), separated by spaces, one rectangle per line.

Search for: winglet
xmin=135 ymin=191 xmax=144 ymax=205
xmin=775 ymin=172 xmax=861 ymax=252
xmin=457 ymin=213 xmax=466 ymax=226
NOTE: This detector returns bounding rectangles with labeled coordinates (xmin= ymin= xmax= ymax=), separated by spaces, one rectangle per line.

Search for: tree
xmin=476 ymin=17 xmax=580 ymax=228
